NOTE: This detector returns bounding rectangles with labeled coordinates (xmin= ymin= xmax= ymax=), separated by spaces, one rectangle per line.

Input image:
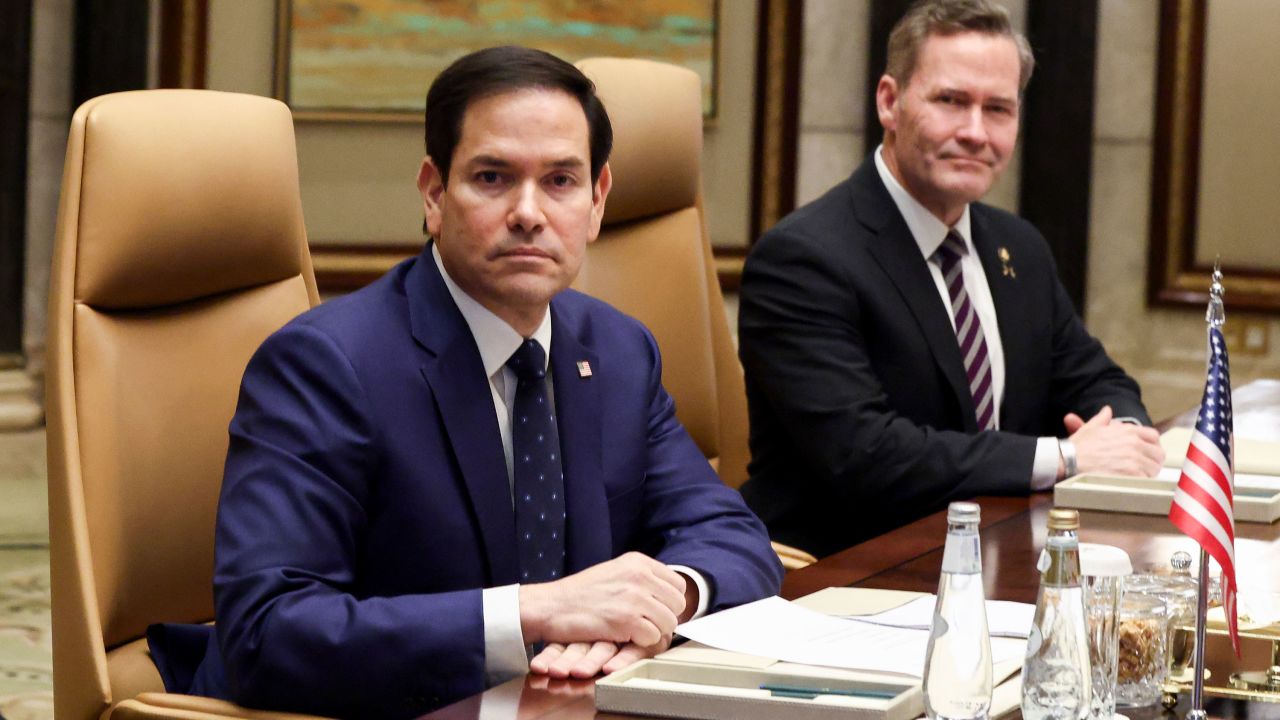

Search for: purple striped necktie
xmin=934 ymin=231 xmax=996 ymax=431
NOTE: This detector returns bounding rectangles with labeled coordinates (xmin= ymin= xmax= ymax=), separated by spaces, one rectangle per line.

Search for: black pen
xmin=760 ymin=683 xmax=899 ymax=700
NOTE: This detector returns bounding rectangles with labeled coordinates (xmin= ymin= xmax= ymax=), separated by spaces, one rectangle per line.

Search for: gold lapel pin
xmin=998 ymin=247 xmax=1016 ymax=278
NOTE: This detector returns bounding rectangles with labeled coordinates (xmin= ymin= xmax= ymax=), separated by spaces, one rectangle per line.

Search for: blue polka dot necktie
xmin=506 ymin=338 xmax=566 ymax=584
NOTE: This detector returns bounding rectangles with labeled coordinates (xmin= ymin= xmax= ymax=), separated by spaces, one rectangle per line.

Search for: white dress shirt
xmin=431 ymin=245 xmax=709 ymax=686
xmin=874 ymin=147 xmax=1061 ymax=489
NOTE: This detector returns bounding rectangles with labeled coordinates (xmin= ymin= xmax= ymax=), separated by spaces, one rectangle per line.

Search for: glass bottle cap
xmin=1047 ymin=507 xmax=1080 ymax=530
xmin=1080 ymin=542 xmax=1133 ymax=577
xmin=948 ymin=501 xmax=980 ymax=523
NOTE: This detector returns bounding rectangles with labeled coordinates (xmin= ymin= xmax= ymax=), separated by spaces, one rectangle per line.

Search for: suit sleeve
xmin=738 ymin=228 xmax=1039 ymax=512
xmin=1042 ymin=254 xmax=1152 ymax=425
xmin=213 ymin=323 xmax=484 ymax=718
xmin=630 ymin=327 xmax=783 ymax=611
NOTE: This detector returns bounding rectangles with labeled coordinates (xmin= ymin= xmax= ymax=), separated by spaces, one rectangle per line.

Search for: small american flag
xmin=1168 ymin=326 xmax=1239 ymax=655
xmin=576 ymin=360 xmax=592 ymax=378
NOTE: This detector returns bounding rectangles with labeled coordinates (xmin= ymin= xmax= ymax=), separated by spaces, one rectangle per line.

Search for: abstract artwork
xmin=276 ymin=0 xmax=719 ymax=120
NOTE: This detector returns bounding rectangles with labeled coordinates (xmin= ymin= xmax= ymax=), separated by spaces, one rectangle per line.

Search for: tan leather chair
xmin=46 ymin=90 xmax=326 ymax=720
xmin=573 ymin=58 xmax=816 ymax=571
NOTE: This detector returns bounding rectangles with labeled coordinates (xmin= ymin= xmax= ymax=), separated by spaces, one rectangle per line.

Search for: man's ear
xmin=875 ymin=74 xmax=900 ymax=133
xmin=417 ymin=156 xmax=446 ymax=238
xmin=586 ymin=162 xmax=613 ymax=242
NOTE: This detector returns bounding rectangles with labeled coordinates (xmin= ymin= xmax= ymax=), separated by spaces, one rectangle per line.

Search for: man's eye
xmin=549 ymin=174 xmax=575 ymax=188
xmin=476 ymin=171 xmax=501 ymax=184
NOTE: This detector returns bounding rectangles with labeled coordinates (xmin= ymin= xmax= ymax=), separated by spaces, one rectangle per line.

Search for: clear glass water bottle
xmin=1022 ymin=507 xmax=1092 ymax=720
xmin=923 ymin=502 xmax=992 ymax=720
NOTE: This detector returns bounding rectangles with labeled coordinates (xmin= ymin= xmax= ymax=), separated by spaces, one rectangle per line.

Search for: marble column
xmin=3 ymin=0 xmax=75 ymax=430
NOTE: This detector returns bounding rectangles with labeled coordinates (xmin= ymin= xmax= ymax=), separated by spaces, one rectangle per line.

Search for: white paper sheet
xmin=676 ymin=596 xmax=1025 ymax=677
xmin=848 ymin=595 xmax=1035 ymax=638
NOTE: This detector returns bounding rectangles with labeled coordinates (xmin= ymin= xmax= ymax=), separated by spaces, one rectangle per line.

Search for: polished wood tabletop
xmin=423 ymin=380 xmax=1280 ymax=720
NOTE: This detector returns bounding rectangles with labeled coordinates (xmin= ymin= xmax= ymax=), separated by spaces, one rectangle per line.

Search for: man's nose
xmin=955 ymin=106 xmax=989 ymax=147
xmin=507 ymin=181 xmax=546 ymax=234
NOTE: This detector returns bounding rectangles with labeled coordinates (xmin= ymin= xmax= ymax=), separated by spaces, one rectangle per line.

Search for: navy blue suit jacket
xmin=165 ymin=246 xmax=781 ymax=718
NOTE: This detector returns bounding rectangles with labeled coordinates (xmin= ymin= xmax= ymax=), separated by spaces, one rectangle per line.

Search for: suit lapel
xmin=854 ymin=164 xmax=977 ymax=429
xmin=547 ymin=302 xmax=609 ymax=574
xmin=407 ymin=248 xmax=519 ymax=586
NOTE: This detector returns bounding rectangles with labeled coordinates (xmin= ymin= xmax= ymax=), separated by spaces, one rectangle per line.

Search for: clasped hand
xmin=519 ymin=552 xmax=690 ymax=678
xmin=1063 ymin=405 xmax=1165 ymax=478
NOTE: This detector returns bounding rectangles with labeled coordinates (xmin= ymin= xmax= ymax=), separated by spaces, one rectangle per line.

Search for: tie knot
xmin=506 ymin=339 xmax=547 ymax=382
xmin=935 ymin=231 xmax=967 ymax=265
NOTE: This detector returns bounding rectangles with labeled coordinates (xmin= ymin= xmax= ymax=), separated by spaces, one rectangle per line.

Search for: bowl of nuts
xmin=1116 ymin=591 xmax=1172 ymax=707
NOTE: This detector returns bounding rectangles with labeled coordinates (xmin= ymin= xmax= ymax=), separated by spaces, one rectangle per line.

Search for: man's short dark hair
xmin=425 ymin=45 xmax=613 ymax=186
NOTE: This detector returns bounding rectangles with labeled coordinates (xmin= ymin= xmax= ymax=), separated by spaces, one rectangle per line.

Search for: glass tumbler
xmin=1083 ymin=574 xmax=1122 ymax=720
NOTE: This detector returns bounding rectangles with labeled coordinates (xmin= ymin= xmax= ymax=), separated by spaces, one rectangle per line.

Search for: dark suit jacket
xmin=738 ymin=157 xmax=1149 ymax=558
xmin=162 ymin=245 xmax=781 ymax=718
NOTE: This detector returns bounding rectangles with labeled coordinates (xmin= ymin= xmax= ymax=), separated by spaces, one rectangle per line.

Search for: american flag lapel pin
xmin=576 ymin=360 xmax=592 ymax=378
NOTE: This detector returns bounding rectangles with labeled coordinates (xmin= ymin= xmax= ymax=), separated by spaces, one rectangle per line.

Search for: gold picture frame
xmin=1148 ymin=0 xmax=1280 ymax=313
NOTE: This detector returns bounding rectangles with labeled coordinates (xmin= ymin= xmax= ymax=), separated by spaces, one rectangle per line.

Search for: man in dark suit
xmin=738 ymin=0 xmax=1164 ymax=558
xmin=165 ymin=47 xmax=781 ymax=718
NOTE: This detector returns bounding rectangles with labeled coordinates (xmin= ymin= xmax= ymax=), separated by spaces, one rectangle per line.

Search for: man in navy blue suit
xmin=175 ymin=47 xmax=781 ymax=718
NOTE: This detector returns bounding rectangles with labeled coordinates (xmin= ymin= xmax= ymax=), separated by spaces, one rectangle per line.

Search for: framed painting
xmin=1149 ymin=0 xmax=1280 ymax=313
xmin=274 ymin=0 xmax=720 ymax=121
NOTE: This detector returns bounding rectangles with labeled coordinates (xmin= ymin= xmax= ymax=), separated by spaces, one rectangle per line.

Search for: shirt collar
xmin=874 ymin=144 xmax=974 ymax=261
xmin=432 ymin=243 xmax=553 ymax=378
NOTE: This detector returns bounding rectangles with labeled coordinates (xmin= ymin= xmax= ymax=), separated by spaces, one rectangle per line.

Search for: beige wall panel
xmin=1194 ymin=0 xmax=1280 ymax=271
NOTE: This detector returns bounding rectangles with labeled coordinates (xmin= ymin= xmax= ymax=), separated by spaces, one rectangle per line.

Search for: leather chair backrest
xmin=46 ymin=89 xmax=320 ymax=720
xmin=572 ymin=58 xmax=749 ymax=488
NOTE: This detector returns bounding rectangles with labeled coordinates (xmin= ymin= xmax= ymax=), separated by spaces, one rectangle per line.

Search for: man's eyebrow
xmin=932 ymin=87 xmax=1018 ymax=106
xmin=465 ymin=155 xmax=513 ymax=168
xmin=463 ymin=155 xmax=587 ymax=169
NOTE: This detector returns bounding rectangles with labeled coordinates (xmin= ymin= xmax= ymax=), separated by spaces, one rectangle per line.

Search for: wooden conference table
xmin=425 ymin=380 xmax=1280 ymax=720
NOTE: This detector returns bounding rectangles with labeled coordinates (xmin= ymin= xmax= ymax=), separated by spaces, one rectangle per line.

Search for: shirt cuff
xmin=1031 ymin=436 xmax=1062 ymax=491
xmin=668 ymin=564 xmax=710 ymax=620
xmin=482 ymin=584 xmax=528 ymax=687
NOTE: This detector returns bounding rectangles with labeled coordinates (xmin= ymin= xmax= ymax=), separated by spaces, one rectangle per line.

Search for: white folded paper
xmin=848 ymin=594 xmax=1036 ymax=638
xmin=676 ymin=596 xmax=1025 ymax=678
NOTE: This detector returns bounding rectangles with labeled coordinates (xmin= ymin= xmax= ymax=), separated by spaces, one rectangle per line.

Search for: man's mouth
xmin=496 ymin=246 xmax=555 ymax=261
xmin=943 ymin=155 xmax=993 ymax=169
